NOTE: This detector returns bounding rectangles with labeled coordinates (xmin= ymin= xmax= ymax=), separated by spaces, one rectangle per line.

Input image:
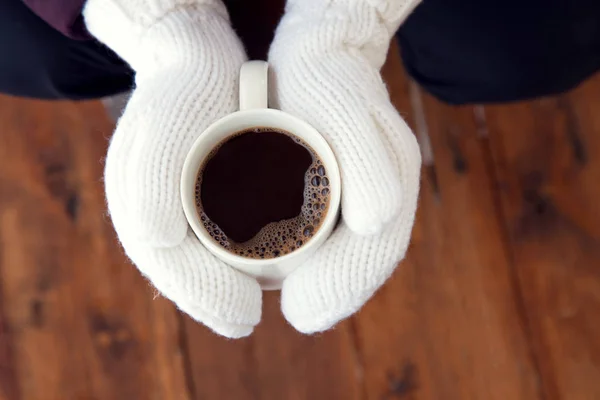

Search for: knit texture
xmin=269 ymin=0 xmax=422 ymax=333
xmin=84 ymin=0 xmax=262 ymax=338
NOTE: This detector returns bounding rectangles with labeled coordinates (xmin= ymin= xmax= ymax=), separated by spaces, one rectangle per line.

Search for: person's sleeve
xmin=22 ymin=0 xmax=90 ymax=39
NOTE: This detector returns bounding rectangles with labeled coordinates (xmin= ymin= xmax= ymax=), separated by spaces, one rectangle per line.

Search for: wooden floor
xmin=1 ymin=44 xmax=600 ymax=400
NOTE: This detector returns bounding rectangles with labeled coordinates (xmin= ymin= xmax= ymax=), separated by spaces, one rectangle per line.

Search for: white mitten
xmin=84 ymin=0 xmax=262 ymax=338
xmin=269 ymin=0 xmax=422 ymax=333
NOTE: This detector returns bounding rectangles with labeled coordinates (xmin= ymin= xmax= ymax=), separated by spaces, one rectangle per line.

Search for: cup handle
xmin=239 ymin=61 xmax=269 ymax=111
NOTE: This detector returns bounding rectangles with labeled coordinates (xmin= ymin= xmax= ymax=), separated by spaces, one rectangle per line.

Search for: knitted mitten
xmin=84 ymin=0 xmax=262 ymax=338
xmin=269 ymin=0 xmax=422 ymax=333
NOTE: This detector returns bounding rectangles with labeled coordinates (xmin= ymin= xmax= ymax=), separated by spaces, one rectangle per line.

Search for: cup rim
xmin=180 ymin=108 xmax=341 ymax=267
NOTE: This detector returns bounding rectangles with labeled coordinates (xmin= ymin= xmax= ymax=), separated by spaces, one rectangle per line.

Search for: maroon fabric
xmin=22 ymin=0 xmax=90 ymax=39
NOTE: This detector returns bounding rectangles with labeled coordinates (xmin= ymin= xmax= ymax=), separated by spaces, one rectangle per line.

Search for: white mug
xmin=180 ymin=61 xmax=341 ymax=290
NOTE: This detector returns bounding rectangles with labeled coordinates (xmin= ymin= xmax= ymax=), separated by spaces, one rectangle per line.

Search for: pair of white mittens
xmin=84 ymin=0 xmax=421 ymax=337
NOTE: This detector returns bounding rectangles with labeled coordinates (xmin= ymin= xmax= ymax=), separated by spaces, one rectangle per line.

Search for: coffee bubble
xmin=303 ymin=226 xmax=314 ymax=237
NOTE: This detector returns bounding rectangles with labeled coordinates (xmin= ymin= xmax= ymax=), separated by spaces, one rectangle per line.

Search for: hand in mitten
xmin=269 ymin=0 xmax=422 ymax=333
xmin=84 ymin=0 xmax=262 ymax=338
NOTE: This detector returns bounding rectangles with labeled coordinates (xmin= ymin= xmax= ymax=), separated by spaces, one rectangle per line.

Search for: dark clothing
xmin=397 ymin=0 xmax=600 ymax=104
xmin=1 ymin=0 xmax=132 ymax=99
xmin=22 ymin=0 xmax=89 ymax=39
xmin=5 ymin=0 xmax=600 ymax=103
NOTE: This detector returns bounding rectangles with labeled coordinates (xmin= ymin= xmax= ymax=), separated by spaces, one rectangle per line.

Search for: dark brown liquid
xmin=195 ymin=128 xmax=331 ymax=259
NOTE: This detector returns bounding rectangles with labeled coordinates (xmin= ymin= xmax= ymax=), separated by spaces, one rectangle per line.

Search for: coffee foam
xmin=195 ymin=128 xmax=330 ymax=259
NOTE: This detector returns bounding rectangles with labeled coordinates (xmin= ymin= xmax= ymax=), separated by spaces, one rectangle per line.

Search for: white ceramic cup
xmin=181 ymin=61 xmax=341 ymax=290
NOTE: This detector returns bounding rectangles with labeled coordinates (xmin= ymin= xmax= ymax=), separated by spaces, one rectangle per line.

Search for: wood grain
xmin=183 ymin=291 xmax=362 ymax=399
xmin=350 ymin=46 xmax=541 ymax=400
xmin=0 ymin=98 xmax=190 ymax=400
xmin=484 ymin=73 xmax=600 ymax=400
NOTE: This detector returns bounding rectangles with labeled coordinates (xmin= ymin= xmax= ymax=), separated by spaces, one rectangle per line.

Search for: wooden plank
xmin=0 ymin=264 xmax=20 ymax=400
xmin=183 ymin=291 xmax=362 ymax=400
xmin=350 ymin=45 xmax=542 ymax=400
xmin=0 ymin=97 xmax=190 ymax=400
xmin=484 ymin=74 xmax=600 ymax=400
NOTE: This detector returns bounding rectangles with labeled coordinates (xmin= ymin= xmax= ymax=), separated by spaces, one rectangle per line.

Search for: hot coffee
xmin=195 ymin=128 xmax=331 ymax=259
